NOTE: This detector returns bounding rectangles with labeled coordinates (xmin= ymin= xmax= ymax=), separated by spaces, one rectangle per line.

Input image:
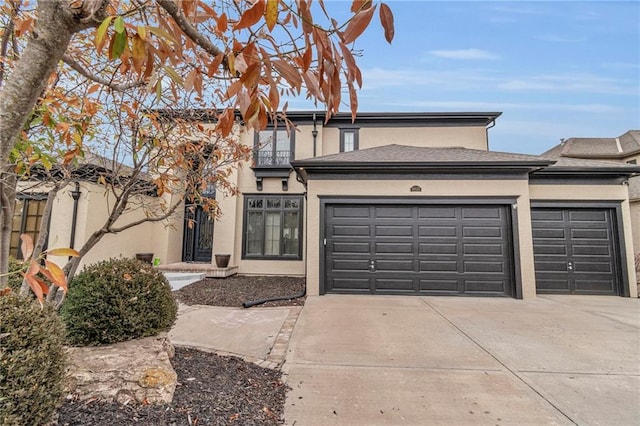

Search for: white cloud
xmin=535 ymin=34 xmax=587 ymax=43
xmin=382 ymin=100 xmax=618 ymax=114
xmin=428 ymin=48 xmax=500 ymax=60
xmin=361 ymin=67 xmax=500 ymax=90
xmin=498 ymin=73 xmax=636 ymax=95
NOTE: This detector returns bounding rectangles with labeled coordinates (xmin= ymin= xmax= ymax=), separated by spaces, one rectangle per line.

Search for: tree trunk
xmin=0 ymin=171 xmax=16 ymax=288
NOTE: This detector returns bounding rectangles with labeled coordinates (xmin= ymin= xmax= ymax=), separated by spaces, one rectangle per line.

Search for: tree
xmin=0 ymin=0 xmax=395 ymax=289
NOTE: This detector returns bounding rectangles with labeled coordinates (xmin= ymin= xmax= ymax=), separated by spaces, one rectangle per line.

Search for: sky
xmin=290 ymin=1 xmax=640 ymax=155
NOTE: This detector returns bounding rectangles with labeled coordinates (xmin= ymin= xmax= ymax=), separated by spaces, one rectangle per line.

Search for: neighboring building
xmin=12 ymin=113 xmax=640 ymax=298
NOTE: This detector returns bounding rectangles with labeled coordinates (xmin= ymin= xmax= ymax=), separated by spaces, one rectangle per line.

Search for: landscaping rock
xmin=66 ymin=334 xmax=177 ymax=404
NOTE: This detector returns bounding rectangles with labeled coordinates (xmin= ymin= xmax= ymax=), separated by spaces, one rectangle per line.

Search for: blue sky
xmin=293 ymin=1 xmax=640 ymax=154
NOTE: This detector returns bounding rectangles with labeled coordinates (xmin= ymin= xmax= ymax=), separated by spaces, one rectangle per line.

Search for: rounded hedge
xmin=61 ymin=258 xmax=177 ymax=346
xmin=0 ymin=294 xmax=68 ymax=425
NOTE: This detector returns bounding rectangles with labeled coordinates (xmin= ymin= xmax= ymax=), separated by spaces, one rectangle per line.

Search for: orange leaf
xmin=20 ymin=234 xmax=34 ymax=261
xmin=44 ymin=260 xmax=67 ymax=293
xmin=351 ymin=0 xmax=372 ymax=13
xmin=217 ymin=13 xmax=228 ymax=33
xmin=272 ymin=60 xmax=302 ymax=91
xmin=23 ymin=274 xmax=47 ymax=306
xmin=342 ymin=5 xmax=376 ymax=44
xmin=123 ymin=273 xmax=132 ymax=281
xmin=235 ymin=0 xmax=265 ymax=30
xmin=46 ymin=248 xmax=80 ymax=257
xmin=131 ymin=34 xmax=147 ymax=74
xmin=265 ymin=0 xmax=279 ymax=32
xmin=379 ymin=3 xmax=395 ymax=44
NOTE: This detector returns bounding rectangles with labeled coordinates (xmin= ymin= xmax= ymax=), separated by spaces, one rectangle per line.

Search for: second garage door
xmin=531 ymin=207 xmax=621 ymax=295
xmin=324 ymin=203 xmax=514 ymax=296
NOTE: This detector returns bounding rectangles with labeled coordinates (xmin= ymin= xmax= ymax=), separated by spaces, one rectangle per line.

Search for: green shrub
xmin=61 ymin=258 xmax=177 ymax=346
xmin=5 ymin=256 xmax=25 ymax=293
xmin=0 ymin=293 xmax=68 ymax=425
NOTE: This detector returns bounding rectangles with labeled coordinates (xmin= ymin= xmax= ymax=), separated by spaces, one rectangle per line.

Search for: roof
xmin=541 ymin=130 xmax=640 ymax=159
xmin=294 ymin=144 xmax=551 ymax=166
xmin=535 ymin=155 xmax=640 ymax=174
xmin=155 ymin=109 xmax=502 ymax=127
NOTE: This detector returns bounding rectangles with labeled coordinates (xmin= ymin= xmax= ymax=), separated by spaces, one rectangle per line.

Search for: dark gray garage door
xmin=531 ymin=208 xmax=620 ymax=295
xmin=324 ymin=204 xmax=514 ymax=296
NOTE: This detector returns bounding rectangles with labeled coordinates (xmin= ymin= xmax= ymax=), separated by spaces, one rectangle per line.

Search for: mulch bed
xmin=173 ymin=275 xmax=306 ymax=308
xmin=55 ymin=275 xmax=305 ymax=425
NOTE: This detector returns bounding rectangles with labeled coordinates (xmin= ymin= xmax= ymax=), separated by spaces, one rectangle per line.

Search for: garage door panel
xmin=533 ymin=244 xmax=567 ymax=255
xmin=419 ymin=243 xmax=457 ymax=254
xmin=572 ymin=245 xmax=610 ymax=256
xmin=332 ymin=206 xmax=370 ymax=218
xmin=333 ymin=242 xmax=369 ymax=253
xmin=375 ymin=242 xmax=413 ymax=254
xmin=532 ymin=228 xmax=566 ymax=239
xmin=463 ymin=226 xmax=502 ymax=238
xmin=332 ymin=259 xmax=370 ymax=271
xmin=419 ymin=225 xmax=457 ymax=237
xmin=532 ymin=207 xmax=620 ymax=295
xmin=418 ymin=207 xmax=456 ymax=218
xmin=375 ymin=278 xmax=414 ymax=291
xmin=331 ymin=278 xmax=370 ymax=292
xmin=325 ymin=203 xmax=513 ymax=296
xmin=375 ymin=225 xmax=413 ymax=237
xmin=464 ymin=243 xmax=503 ymax=255
xmin=569 ymin=210 xmax=606 ymax=222
xmin=571 ymin=229 xmax=609 ymax=240
xmin=376 ymin=259 xmax=414 ymax=271
xmin=332 ymin=225 xmax=370 ymax=236
xmin=574 ymin=279 xmax=615 ymax=293
xmin=375 ymin=207 xmax=413 ymax=218
xmin=462 ymin=207 xmax=502 ymax=219
xmin=420 ymin=279 xmax=459 ymax=292
xmin=464 ymin=261 xmax=505 ymax=273
xmin=465 ymin=280 xmax=507 ymax=293
xmin=420 ymin=260 xmax=458 ymax=272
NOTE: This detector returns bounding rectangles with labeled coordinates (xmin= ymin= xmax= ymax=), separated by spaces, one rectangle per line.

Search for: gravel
xmin=55 ymin=275 xmax=305 ymax=425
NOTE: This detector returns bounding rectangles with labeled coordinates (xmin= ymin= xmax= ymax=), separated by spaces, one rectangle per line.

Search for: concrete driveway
xmin=283 ymin=295 xmax=640 ymax=425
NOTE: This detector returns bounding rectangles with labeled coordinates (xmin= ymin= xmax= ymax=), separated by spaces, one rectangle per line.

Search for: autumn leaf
xmin=342 ymin=5 xmax=376 ymax=44
xmin=23 ymin=274 xmax=47 ymax=307
xmin=379 ymin=3 xmax=395 ymax=44
xmin=265 ymin=0 xmax=279 ymax=32
xmin=44 ymin=260 xmax=68 ymax=293
xmin=351 ymin=0 xmax=372 ymax=13
xmin=235 ymin=0 xmax=265 ymax=30
xmin=123 ymin=273 xmax=132 ymax=281
xmin=46 ymin=248 xmax=80 ymax=257
xmin=95 ymin=16 xmax=114 ymax=51
xmin=20 ymin=234 xmax=34 ymax=261
xmin=272 ymin=60 xmax=302 ymax=91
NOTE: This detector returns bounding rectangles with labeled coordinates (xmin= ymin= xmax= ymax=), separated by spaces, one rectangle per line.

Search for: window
xmin=10 ymin=195 xmax=48 ymax=259
xmin=340 ymin=128 xmax=359 ymax=152
xmin=243 ymin=195 xmax=303 ymax=259
xmin=255 ymin=128 xmax=295 ymax=167
xmin=627 ymin=159 xmax=637 ymax=165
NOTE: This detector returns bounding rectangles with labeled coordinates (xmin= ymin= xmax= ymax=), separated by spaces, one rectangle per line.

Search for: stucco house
xmin=11 ymin=112 xmax=639 ymax=298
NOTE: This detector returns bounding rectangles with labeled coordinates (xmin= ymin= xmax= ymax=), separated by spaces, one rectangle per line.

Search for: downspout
xmin=312 ymin=113 xmax=318 ymax=157
xmin=69 ymin=182 xmax=81 ymax=252
xmin=485 ymin=119 xmax=496 ymax=151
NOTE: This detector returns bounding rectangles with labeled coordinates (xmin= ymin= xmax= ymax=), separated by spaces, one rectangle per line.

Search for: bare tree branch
xmin=62 ymin=54 xmax=146 ymax=91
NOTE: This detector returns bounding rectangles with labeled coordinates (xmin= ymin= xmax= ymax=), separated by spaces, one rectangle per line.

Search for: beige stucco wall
xmin=320 ymin=126 xmax=488 ymax=156
xmin=36 ymin=182 xmax=178 ymax=271
xmin=529 ymin=184 xmax=637 ymax=297
xmin=304 ymin=178 xmax=536 ymax=298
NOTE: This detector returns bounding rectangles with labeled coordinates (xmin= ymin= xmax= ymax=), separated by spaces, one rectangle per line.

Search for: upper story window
xmin=340 ymin=128 xmax=359 ymax=152
xmin=255 ymin=128 xmax=295 ymax=167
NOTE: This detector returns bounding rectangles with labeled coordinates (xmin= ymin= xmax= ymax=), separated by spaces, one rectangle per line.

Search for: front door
xmin=182 ymin=204 xmax=214 ymax=262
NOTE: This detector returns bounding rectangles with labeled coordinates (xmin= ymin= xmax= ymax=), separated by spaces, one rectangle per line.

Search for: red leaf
xmin=379 ymin=3 xmax=395 ymax=44
xmin=342 ymin=5 xmax=376 ymax=44
xmin=235 ymin=0 xmax=265 ymax=30
xmin=22 ymin=274 xmax=47 ymax=307
xmin=20 ymin=234 xmax=34 ymax=260
xmin=350 ymin=0 xmax=372 ymax=13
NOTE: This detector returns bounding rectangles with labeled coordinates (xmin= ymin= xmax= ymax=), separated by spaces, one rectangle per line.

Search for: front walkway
xmin=283 ymin=295 xmax=640 ymax=425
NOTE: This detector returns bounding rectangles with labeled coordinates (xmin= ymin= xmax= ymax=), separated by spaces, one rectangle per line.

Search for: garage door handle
xmin=568 ymin=262 xmax=573 ymax=271
xmin=369 ymin=260 xmax=376 ymax=272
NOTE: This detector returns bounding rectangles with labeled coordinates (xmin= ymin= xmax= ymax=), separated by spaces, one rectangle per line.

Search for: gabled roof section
xmin=542 ymin=130 xmax=640 ymax=159
xmin=533 ymin=155 xmax=640 ymax=176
